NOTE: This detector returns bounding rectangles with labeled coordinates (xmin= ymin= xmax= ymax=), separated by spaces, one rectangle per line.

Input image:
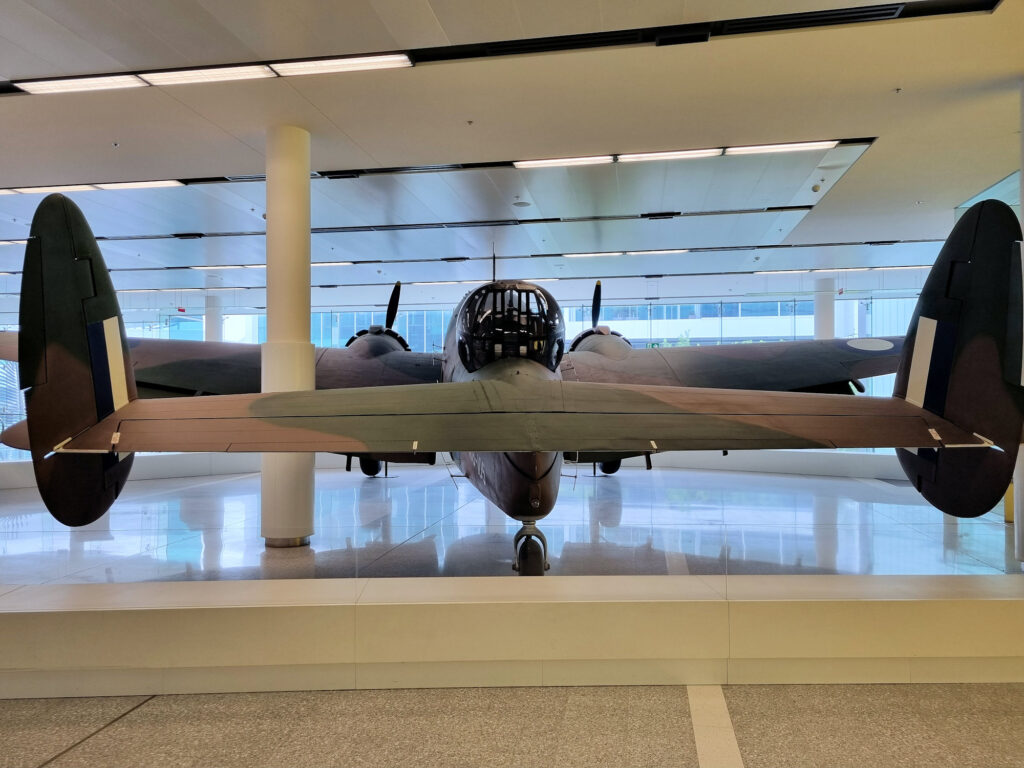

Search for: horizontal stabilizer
xmin=55 ymin=379 xmax=987 ymax=455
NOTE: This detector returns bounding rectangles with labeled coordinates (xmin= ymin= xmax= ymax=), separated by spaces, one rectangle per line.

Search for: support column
xmin=204 ymin=293 xmax=223 ymax=342
xmin=261 ymin=125 xmax=315 ymax=547
xmin=813 ymin=277 xmax=835 ymax=340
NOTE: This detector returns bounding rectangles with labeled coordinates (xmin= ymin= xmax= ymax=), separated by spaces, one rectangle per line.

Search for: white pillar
xmin=261 ymin=125 xmax=315 ymax=547
xmin=813 ymin=277 xmax=835 ymax=340
xmin=204 ymin=293 xmax=223 ymax=342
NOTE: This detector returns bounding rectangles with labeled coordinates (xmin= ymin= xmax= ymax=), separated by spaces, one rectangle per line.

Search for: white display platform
xmin=1 ymin=575 xmax=1022 ymax=698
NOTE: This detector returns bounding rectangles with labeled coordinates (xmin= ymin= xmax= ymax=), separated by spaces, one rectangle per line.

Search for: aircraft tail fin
xmin=19 ymin=194 xmax=136 ymax=526
xmin=894 ymin=199 xmax=1024 ymax=517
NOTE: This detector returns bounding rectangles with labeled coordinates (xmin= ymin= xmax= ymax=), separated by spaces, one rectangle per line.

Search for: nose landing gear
xmin=512 ymin=522 xmax=550 ymax=575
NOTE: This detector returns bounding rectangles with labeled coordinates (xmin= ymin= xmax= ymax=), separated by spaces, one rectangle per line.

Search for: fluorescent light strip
xmin=16 ymin=74 xmax=147 ymax=94
xmin=140 ymin=65 xmax=276 ymax=86
xmin=565 ymin=251 xmax=624 ymax=258
xmin=513 ymin=155 xmax=614 ymax=169
xmin=271 ymin=54 xmax=411 ymax=76
xmin=96 ymin=180 xmax=183 ymax=190
xmin=0 ymin=240 xmax=28 ymax=246
xmin=618 ymin=148 xmax=722 ymax=162
xmin=312 ymin=261 xmax=354 ymax=267
xmin=13 ymin=185 xmax=96 ymax=194
xmin=192 ymin=265 xmax=243 ymax=270
xmin=872 ymin=265 xmax=929 ymax=271
xmin=812 ymin=267 xmax=870 ymax=273
xmin=625 ymin=249 xmax=690 ymax=255
xmin=725 ymin=140 xmax=839 ymax=156
xmin=754 ymin=269 xmax=810 ymax=274
xmin=413 ymin=281 xmax=458 ymax=285
xmin=243 ymin=264 xmax=266 ymax=269
xmin=0 ymin=190 xmax=20 ymax=195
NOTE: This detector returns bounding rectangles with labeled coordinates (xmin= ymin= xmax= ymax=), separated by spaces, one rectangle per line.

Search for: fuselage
xmin=440 ymin=281 xmax=566 ymax=523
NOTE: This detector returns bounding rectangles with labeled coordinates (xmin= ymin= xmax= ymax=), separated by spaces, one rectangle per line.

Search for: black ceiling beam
xmin=409 ymin=1 xmax=999 ymax=63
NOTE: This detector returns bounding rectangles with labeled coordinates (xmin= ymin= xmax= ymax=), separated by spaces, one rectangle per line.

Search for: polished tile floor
xmin=0 ymin=465 xmax=1020 ymax=583
xmin=3 ymin=684 xmax=1024 ymax=768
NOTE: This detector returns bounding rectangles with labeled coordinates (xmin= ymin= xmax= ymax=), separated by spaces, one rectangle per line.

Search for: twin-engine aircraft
xmin=2 ymin=195 xmax=1022 ymax=574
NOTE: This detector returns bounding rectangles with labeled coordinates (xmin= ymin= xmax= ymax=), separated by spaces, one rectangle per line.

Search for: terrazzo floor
xmin=3 ymin=684 xmax=1023 ymax=768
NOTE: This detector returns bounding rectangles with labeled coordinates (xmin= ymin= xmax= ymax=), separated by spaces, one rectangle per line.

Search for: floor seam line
xmin=35 ymin=694 xmax=156 ymax=768
xmin=687 ymin=684 xmax=745 ymax=768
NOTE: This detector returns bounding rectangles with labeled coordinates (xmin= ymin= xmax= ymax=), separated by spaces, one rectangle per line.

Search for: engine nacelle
xmin=569 ymin=326 xmax=632 ymax=358
xmin=345 ymin=325 xmax=410 ymax=357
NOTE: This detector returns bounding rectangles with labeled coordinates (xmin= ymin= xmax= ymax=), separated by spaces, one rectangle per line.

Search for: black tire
xmin=516 ymin=536 xmax=546 ymax=576
xmin=598 ymin=458 xmax=621 ymax=475
xmin=359 ymin=456 xmax=382 ymax=477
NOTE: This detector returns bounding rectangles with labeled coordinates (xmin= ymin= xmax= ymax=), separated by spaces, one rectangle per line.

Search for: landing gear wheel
xmin=515 ymin=537 xmax=546 ymax=576
xmin=512 ymin=522 xmax=550 ymax=575
xmin=359 ymin=457 xmax=382 ymax=477
xmin=598 ymin=458 xmax=621 ymax=475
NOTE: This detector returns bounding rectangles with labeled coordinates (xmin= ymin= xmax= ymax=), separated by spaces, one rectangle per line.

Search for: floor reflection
xmin=0 ymin=465 xmax=1020 ymax=583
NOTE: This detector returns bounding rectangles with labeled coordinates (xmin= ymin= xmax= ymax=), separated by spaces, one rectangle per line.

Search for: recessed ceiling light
xmin=16 ymin=74 xmax=147 ymax=94
xmin=140 ymin=65 xmax=276 ymax=86
xmin=13 ymin=185 xmax=97 ymax=194
xmin=513 ymin=155 xmax=614 ymax=169
xmin=754 ymin=269 xmax=810 ymax=274
xmin=618 ymin=148 xmax=722 ymax=162
xmin=725 ymin=140 xmax=839 ymax=156
xmin=96 ymin=180 xmax=183 ymax=190
xmin=564 ymin=251 xmax=624 ymax=258
xmin=270 ymin=54 xmax=411 ymax=76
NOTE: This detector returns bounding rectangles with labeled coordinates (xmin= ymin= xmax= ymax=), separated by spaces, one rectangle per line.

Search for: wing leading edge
xmin=52 ymin=378 xmax=985 ymax=456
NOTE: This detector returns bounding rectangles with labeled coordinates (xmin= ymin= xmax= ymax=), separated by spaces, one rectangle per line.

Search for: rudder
xmin=895 ymin=199 xmax=1024 ymax=517
xmin=19 ymin=194 xmax=136 ymax=526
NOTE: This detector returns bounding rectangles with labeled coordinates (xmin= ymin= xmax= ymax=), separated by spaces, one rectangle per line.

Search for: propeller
xmin=385 ymin=281 xmax=401 ymax=330
xmin=591 ymin=280 xmax=602 ymax=329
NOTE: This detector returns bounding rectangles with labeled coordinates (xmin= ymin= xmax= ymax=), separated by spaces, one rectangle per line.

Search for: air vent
xmin=721 ymin=4 xmax=904 ymax=35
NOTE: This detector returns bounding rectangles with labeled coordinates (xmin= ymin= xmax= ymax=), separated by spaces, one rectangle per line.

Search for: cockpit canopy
xmin=456 ymin=281 xmax=565 ymax=373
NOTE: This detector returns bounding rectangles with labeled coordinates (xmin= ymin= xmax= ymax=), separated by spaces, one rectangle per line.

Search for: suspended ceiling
xmin=0 ymin=0 xmax=1020 ymax=317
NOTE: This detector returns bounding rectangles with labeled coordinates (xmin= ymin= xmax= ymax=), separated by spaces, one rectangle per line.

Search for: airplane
xmin=1 ymin=193 xmax=1022 ymax=574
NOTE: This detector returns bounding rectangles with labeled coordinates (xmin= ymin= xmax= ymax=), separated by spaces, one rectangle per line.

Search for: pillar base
xmin=264 ymin=536 xmax=311 ymax=548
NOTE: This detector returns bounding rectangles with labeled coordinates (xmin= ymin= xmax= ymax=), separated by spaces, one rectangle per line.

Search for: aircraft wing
xmin=0 ymin=333 xmax=442 ymax=394
xmin=564 ymin=337 xmax=903 ymax=392
xmin=52 ymin=378 xmax=985 ymax=455
xmin=0 ymin=331 xmax=16 ymax=362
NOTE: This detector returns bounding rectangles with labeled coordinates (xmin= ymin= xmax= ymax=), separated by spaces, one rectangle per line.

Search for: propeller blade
xmin=591 ymin=281 xmax=602 ymax=328
xmin=385 ymin=281 xmax=401 ymax=330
